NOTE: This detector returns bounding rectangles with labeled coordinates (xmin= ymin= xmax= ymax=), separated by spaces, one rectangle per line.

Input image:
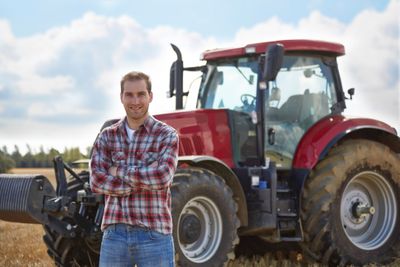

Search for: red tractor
xmin=1 ymin=39 xmax=399 ymax=267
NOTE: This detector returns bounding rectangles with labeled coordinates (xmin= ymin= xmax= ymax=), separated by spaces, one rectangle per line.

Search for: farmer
xmin=90 ymin=71 xmax=179 ymax=267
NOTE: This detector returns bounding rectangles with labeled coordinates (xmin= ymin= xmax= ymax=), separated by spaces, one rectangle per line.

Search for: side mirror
xmin=347 ymin=88 xmax=355 ymax=100
xmin=263 ymin=43 xmax=284 ymax=82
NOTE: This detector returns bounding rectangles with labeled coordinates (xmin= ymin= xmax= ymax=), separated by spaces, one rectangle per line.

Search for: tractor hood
xmin=154 ymin=109 xmax=235 ymax=167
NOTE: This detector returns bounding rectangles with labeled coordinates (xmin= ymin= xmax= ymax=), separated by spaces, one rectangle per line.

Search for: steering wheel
xmin=240 ymin=94 xmax=256 ymax=105
xmin=240 ymin=94 xmax=256 ymax=112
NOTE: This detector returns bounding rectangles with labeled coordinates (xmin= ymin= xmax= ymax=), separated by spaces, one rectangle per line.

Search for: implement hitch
xmin=0 ymin=156 xmax=104 ymax=238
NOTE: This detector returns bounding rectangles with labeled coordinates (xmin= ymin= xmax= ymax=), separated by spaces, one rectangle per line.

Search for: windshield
xmin=267 ymin=56 xmax=336 ymax=120
xmin=265 ymin=55 xmax=337 ymax=168
xmin=197 ymin=54 xmax=338 ymax=169
xmin=198 ymin=57 xmax=258 ymax=112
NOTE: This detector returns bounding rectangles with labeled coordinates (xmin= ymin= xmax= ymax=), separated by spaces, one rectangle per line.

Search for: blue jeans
xmin=99 ymin=224 xmax=175 ymax=267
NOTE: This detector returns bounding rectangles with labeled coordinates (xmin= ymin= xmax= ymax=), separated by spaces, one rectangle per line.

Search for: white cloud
xmin=233 ymin=12 xmax=346 ymax=46
xmin=339 ymin=0 xmax=399 ymax=129
xmin=0 ymin=12 xmax=216 ymax=151
xmin=27 ymin=102 xmax=92 ymax=118
xmin=0 ymin=19 xmax=14 ymax=43
xmin=16 ymin=74 xmax=75 ymax=94
xmin=232 ymin=0 xmax=399 ymax=130
xmin=0 ymin=118 xmax=99 ymax=154
xmin=0 ymin=1 xmax=398 ymax=153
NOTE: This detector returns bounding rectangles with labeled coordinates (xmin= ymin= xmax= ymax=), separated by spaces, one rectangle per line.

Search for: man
xmin=90 ymin=71 xmax=179 ymax=267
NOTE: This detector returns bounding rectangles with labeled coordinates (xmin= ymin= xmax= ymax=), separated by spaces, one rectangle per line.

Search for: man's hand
xmin=108 ymin=161 xmax=157 ymax=177
xmin=109 ymin=166 xmax=117 ymax=176
xmin=149 ymin=161 xmax=158 ymax=168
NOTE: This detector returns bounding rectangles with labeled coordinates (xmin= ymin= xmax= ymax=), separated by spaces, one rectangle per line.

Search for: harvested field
xmin=1 ymin=168 xmax=399 ymax=267
xmin=0 ymin=220 xmax=52 ymax=267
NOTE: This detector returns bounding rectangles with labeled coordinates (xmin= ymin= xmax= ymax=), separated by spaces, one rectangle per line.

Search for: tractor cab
xmin=171 ymin=40 xmax=347 ymax=169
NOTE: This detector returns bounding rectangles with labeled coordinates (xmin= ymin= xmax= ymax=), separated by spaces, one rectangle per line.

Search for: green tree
xmin=47 ymin=148 xmax=61 ymax=167
xmin=5 ymin=144 xmax=87 ymax=168
xmin=11 ymin=145 xmax=23 ymax=167
xmin=62 ymin=147 xmax=84 ymax=164
xmin=0 ymin=150 xmax=15 ymax=173
xmin=22 ymin=144 xmax=35 ymax=167
xmin=85 ymin=146 xmax=92 ymax=158
xmin=36 ymin=146 xmax=47 ymax=167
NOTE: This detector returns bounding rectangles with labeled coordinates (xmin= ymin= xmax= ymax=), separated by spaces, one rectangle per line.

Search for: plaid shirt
xmin=90 ymin=115 xmax=179 ymax=234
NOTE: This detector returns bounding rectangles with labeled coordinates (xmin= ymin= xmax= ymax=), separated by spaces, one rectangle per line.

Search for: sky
xmin=0 ymin=0 xmax=399 ymax=154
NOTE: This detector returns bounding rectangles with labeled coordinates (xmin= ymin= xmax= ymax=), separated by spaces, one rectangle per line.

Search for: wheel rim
xmin=178 ymin=196 xmax=222 ymax=263
xmin=341 ymin=171 xmax=397 ymax=250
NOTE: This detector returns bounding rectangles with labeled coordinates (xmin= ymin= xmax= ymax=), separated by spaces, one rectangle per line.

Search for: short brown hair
xmin=120 ymin=71 xmax=152 ymax=94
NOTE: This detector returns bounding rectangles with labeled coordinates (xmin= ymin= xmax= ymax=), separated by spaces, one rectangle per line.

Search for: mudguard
xmin=293 ymin=114 xmax=399 ymax=170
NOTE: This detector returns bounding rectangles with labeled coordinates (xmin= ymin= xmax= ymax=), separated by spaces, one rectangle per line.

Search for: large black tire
xmin=43 ymin=171 xmax=101 ymax=267
xmin=172 ymin=168 xmax=240 ymax=267
xmin=301 ymin=139 xmax=400 ymax=266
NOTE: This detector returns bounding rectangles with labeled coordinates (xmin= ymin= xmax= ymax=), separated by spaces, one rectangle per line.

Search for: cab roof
xmin=201 ymin=39 xmax=345 ymax=60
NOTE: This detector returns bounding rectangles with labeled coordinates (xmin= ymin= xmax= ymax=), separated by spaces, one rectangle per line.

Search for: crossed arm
xmin=90 ymin=131 xmax=179 ymax=196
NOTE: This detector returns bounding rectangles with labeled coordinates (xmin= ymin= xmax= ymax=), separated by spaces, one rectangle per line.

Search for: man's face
xmin=120 ymin=79 xmax=153 ymax=121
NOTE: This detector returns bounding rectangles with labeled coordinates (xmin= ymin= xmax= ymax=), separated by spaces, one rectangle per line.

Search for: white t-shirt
xmin=125 ymin=123 xmax=136 ymax=141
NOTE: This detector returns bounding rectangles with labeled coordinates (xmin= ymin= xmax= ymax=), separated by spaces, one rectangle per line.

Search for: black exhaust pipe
xmin=169 ymin=43 xmax=184 ymax=110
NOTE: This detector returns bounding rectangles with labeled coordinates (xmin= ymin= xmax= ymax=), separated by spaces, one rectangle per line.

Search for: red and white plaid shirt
xmin=90 ymin=115 xmax=179 ymax=234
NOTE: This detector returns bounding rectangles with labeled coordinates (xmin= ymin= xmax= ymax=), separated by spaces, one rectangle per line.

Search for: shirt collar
xmin=120 ymin=115 xmax=155 ymax=134
xmin=142 ymin=115 xmax=155 ymax=133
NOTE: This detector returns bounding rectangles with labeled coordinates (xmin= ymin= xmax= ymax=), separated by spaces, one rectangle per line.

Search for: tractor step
xmin=277 ymin=217 xmax=303 ymax=241
xmin=278 ymin=212 xmax=297 ymax=217
xmin=277 ymin=198 xmax=297 ymax=217
xmin=280 ymin=236 xmax=303 ymax=242
xmin=276 ymin=187 xmax=291 ymax=193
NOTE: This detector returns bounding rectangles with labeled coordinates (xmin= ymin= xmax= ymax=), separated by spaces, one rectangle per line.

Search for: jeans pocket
xmin=149 ymin=229 xmax=166 ymax=240
xmin=102 ymin=226 xmax=115 ymax=240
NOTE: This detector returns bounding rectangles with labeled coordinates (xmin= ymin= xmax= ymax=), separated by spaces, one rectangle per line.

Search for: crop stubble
xmin=1 ymin=168 xmax=399 ymax=267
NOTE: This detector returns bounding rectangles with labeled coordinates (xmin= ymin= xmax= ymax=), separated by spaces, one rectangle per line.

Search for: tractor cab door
xmin=264 ymin=55 xmax=338 ymax=169
xmin=198 ymin=57 xmax=260 ymax=166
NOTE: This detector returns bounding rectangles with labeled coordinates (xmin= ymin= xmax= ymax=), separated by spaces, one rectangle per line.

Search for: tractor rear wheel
xmin=43 ymin=171 xmax=101 ymax=267
xmin=172 ymin=168 xmax=240 ymax=267
xmin=301 ymin=139 xmax=400 ymax=266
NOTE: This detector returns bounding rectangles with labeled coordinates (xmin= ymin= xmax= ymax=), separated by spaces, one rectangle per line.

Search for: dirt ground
xmin=1 ymin=168 xmax=399 ymax=267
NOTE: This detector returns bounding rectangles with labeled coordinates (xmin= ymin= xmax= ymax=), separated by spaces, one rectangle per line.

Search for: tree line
xmin=0 ymin=145 xmax=90 ymax=173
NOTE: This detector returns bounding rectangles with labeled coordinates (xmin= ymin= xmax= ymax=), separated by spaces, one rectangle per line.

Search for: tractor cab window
xmin=265 ymin=55 xmax=337 ymax=169
xmin=199 ymin=57 xmax=258 ymax=113
xmin=198 ymin=57 xmax=259 ymax=165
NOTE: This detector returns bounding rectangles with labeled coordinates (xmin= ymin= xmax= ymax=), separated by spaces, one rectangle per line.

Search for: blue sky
xmin=0 ymin=0 xmax=390 ymax=38
xmin=0 ymin=0 xmax=398 ymax=154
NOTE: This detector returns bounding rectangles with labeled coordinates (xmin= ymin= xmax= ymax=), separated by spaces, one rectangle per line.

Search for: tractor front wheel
xmin=301 ymin=139 xmax=400 ymax=266
xmin=172 ymin=168 xmax=240 ymax=267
